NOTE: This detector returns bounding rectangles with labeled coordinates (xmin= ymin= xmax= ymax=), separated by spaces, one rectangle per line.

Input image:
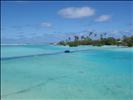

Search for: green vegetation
xmin=122 ymin=36 xmax=133 ymax=47
xmin=58 ymin=35 xmax=133 ymax=47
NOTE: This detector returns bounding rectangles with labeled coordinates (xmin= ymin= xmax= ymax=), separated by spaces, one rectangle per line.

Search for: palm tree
xmin=89 ymin=32 xmax=93 ymax=36
xmin=100 ymin=34 xmax=103 ymax=40
xmin=74 ymin=36 xmax=79 ymax=41
xmin=68 ymin=37 xmax=71 ymax=41
xmin=103 ymin=33 xmax=107 ymax=38
xmin=94 ymin=33 xmax=97 ymax=37
xmin=81 ymin=35 xmax=85 ymax=40
xmin=86 ymin=36 xmax=89 ymax=39
xmin=123 ymin=35 xmax=127 ymax=39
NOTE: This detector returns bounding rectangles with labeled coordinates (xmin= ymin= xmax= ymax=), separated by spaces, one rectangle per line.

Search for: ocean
xmin=1 ymin=45 xmax=133 ymax=100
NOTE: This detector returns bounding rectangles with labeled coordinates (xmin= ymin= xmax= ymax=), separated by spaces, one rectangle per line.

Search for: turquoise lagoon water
xmin=1 ymin=45 xmax=133 ymax=100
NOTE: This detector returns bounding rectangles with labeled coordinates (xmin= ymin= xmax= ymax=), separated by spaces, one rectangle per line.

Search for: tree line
xmin=58 ymin=33 xmax=133 ymax=47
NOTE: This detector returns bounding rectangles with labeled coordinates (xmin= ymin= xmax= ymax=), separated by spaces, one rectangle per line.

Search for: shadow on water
xmin=1 ymin=49 xmax=93 ymax=61
xmin=2 ymin=75 xmax=67 ymax=98
xmin=1 ymin=49 xmax=93 ymax=98
xmin=1 ymin=51 xmax=64 ymax=61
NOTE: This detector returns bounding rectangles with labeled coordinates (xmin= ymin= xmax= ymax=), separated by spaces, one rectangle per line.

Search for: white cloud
xmin=58 ymin=7 xmax=95 ymax=19
xmin=41 ymin=22 xmax=52 ymax=28
xmin=96 ymin=15 xmax=111 ymax=22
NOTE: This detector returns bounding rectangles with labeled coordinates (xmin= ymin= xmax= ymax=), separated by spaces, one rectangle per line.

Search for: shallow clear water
xmin=1 ymin=45 xmax=133 ymax=100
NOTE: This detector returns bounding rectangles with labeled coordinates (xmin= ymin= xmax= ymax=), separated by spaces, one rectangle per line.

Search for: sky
xmin=1 ymin=1 xmax=133 ymax=44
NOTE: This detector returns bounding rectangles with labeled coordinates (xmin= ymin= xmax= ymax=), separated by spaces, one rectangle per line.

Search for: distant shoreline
xmin=1 ymin=44 xmax=133 ymax=48
xmin=56 ymin=44 xmax=133 ymax=48
xmin=1 ymin=44 xmax=49 ymax=46
xmin=57 ymin=36 xmax=133 ymax=47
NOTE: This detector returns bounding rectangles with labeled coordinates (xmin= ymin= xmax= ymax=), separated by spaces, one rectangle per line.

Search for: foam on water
xmin=1 ymin=45 xmax=133 ymax=100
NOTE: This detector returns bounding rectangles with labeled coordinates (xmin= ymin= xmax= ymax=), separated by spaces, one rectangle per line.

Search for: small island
xmin=58 ymin=35 xmax=133 ymax=47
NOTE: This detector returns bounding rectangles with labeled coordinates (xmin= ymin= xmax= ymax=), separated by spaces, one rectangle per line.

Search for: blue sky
xmin=1 ymin=1 xmax=133 ymax=44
